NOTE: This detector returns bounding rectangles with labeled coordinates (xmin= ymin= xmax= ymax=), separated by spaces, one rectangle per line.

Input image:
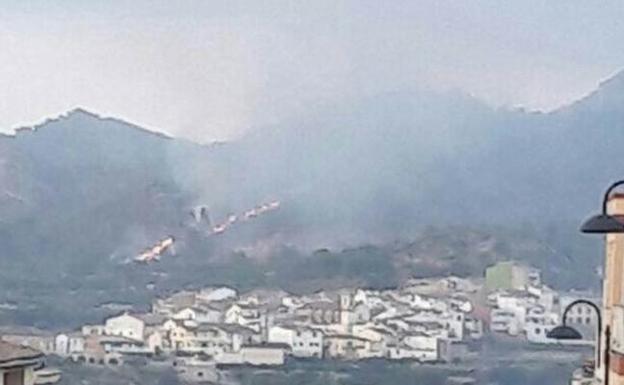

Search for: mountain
xmin=193 ymin=78 xmax=624 ymax=241
xmin=3 ymin=71 xmax=624 ymax=325
xmin=2 ymin=109 xmax=187 ymax=268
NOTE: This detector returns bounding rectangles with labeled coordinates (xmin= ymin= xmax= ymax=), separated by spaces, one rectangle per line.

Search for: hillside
xmin=3 ymin=71 xmax=624 ymax=325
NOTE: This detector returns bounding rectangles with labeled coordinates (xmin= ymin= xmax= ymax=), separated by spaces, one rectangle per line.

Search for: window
xmin=535 ymin=328 xmax=541 ymax=334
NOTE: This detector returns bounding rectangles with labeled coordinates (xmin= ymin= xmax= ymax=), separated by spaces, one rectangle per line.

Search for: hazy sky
xmin=2 ymin=1 xmax=624 ymax=142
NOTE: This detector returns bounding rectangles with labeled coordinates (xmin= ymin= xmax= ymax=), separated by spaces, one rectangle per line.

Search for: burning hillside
xmin=134 ymin=236 xmax=175 ymax=263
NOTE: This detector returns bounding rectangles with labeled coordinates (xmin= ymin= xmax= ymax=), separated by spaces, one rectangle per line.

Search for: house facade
xmin=268 ymin=326 xmax=323 ymax=358
xmin=104 ymin=314 xmax=145 ymax=341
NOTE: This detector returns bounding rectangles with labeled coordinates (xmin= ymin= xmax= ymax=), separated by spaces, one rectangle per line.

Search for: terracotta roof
xmin=133 ymin=313 xmax=167 ymax=326
xmin=196 ymin=323 xmax=257 ymax=335
xmin=301 ymin=301 xmax=338 ymax=310
xmin=0 ymin=340 xmax=43 ymax=365
xmin=204 ymin=301 xmax=232 ymax=311
xmin=96 ymin=335 xmax=144 ymax=345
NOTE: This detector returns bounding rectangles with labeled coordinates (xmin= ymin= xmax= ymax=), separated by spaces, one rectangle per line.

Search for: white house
xmin=173 ymin=307 xmax=198 ymax=321
xmin=146 ymin=331 xmax=164 ymax=353
xmin=445 ymin=311 xmax=465 ymax=341
xmin=81 ymin=324 xmax=105 ymax=337
xmin=490 ymin=309 xmax=520 ymax=335
xmin=464 ymin=316 xmax=484 ymax=340
xmin=196 ymin=287 xmax=238 ymax=303
xmin=240 ymin=344 xmax=286 ymax=366
xmin=68 ymin=334 xmax=85 ymax=356
xmin=172 ymin=305 xmax=222 ymax=324
xmin=268 ymin=325 xmax=323 ymax=358
xmin=172 ymin=323 xmax=261 ymax=356
xmin=98 ymin=335 xmax=149 ymax=355
xmin=402 ymin=310 xmax=464 ymax=342
xmin=151 ymin=291 xmax=196 ymax=316
xmin=104 ymin=313 xmax=145 ymax=341
xmin=492 ymin=291 xmax=535 ymax=331
xmin=351 ymin=324 xmax=396 ymax=355
xmin=164 ymin=320 xmax=195 ymax=352
xmin=224 ymin=304 xmax=264 ymax=332
xmin=52 ymin=334 xmax=68 ymax=358
xmin=226 ymin=304 xmax=261 ymax=321
xmin=524 ymin=313 xmax=558 ymax=344
xmin=324 ymin=335 xmax=372 ymax=360
xmin=386 ymin=344 xmax=438 ymax=362
xmin=403 ymin=332 xmax=438 ymax=353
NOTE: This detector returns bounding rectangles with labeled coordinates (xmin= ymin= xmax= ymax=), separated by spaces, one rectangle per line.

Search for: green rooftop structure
xmin=485 ymin=261 xmax=540 ymax=291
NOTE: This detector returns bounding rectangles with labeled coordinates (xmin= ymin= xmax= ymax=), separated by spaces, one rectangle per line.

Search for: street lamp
xmin=547 ymin=299 xmax=608 ymax=385
xmin=564 ymin=179 xmax=624 ymax=385
xmin=580 ymin=180 xmax=624 ymax=233
xmin=547 ymin=299 xmax=601 ymax=345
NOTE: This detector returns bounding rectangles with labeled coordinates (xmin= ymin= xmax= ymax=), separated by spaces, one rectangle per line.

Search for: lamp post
xmin=580 ymin=180 xmax=624 ymax=234
xmin=568 ymin=179 xmax=624 ymax=385
xmin=547 ymin=299 xmax=604 ymax=382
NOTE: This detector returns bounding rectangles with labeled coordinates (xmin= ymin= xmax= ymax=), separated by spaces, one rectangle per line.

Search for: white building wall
xmin=104 ymin=314 xmax=145 ymax=341
xmin=54 ymin=334 xmax=69 ymax=356
xmin=268 ymin=326 xmax=294 ymax=346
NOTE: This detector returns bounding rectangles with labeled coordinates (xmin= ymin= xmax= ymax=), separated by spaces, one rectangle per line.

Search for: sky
xmin=1 ymin=0 xmax=624 ymax=142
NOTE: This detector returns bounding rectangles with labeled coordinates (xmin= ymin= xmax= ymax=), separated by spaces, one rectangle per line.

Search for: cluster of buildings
xmin=0 ymin=277 xmax=488 ymax=382
xmin=0 ymin=259 xmax=601 ymax=384
xmin=485 ymin=261 xmax=598 ymax=345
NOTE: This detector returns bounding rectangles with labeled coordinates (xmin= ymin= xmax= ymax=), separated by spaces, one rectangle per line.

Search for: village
xmin=0 ymin=261 xmax=598 ymax=383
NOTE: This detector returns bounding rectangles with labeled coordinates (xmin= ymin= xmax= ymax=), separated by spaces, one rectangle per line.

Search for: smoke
xmin=2 ymin=1 xmax=620 ymax=143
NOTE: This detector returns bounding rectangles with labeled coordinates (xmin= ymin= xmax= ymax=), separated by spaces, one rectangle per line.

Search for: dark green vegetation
xmin=0 ymin=225 xmax=596 ymax=329
xmin=54 ymin=360 xmax=180 ymax=385
xmin=48 ymin=333 xmax=585 ymax=385
xmin=53 ymin=354 xmax=579 ymax=385
xmin=3 ymin=70 xmax=624 ymax=327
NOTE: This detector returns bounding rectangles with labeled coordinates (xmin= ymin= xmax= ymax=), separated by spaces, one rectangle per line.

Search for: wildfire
xmin=211 ymin=200 xmax=281 ymax=235
xmin=135 ymin=236 xmax=175 ymax=263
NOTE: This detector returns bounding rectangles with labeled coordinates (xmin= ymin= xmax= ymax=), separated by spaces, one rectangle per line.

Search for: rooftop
xmin=0 ymin=340 xmax=43 ymax=367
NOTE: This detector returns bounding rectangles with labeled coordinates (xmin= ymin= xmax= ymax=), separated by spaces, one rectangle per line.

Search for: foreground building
xmin=0 ymin=340 xmax=44 ymax=385
xmin=599 ymin=194 xmax=624 ymax=385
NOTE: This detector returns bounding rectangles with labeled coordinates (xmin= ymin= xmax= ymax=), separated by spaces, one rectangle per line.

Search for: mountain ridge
xmin=1 ymin=72 xmax=623 ymax=296
xmin=4 ymin=73 xmax=624 ymax=326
